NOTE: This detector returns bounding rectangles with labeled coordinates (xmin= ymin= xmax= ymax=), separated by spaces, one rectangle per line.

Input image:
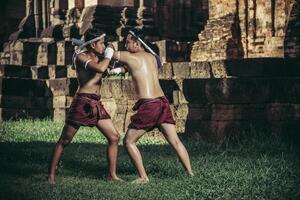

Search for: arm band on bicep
xmin=84 ymin=59 xmax=92 ymax=70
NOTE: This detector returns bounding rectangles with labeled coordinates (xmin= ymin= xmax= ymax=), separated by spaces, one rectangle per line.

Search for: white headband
xmin=72 ymin=33 xmax=106 ymax=51
xmin=129 ymin=30 xmax=157 ymax=56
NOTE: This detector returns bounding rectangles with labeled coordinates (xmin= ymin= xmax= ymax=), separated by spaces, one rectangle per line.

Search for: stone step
xmin=183 ymin=77 xmax=300 ymax=104
xmin=0 ymin=95 xmax=73 ymax=109
xmin=0 ymin=65 xmax=76 ymax=79
xmin=1 ymin=77 xmax=78 ymax=97
xmin=179 ymin=119 xmax=300 ymax=141
xmin=6 ymin=39 xmax=75 ymax=66
xmin=174 ymin=103 xmax=300 ymax=121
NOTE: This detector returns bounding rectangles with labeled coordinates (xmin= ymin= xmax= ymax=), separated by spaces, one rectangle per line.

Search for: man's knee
xmin=108 ymin=134 xmax=120 ymax=145
xmin=123 ymin=137 xmax=134 ymax=148
xmin=58 ymin=138 xmax=72 ymax=147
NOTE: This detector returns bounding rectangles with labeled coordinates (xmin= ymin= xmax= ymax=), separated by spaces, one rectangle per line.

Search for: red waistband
xmin=76 ymin=93 xmax=101 ymax=101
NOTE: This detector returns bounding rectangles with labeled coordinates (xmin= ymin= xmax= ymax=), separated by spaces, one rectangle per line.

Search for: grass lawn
xmin=0 ymin=119 xmax=299 ymax=200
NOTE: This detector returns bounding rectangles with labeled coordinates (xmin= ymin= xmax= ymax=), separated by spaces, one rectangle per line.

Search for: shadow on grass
xmin=0 ymin=141 xmax=202 ymax=179
xmin=1 ymin=137 xmax=299 ymax=179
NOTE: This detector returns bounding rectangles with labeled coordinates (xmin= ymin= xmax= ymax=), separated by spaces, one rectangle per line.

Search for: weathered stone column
xmin=40 ymin=0 xmax=68 ymax=39
xmin=8 ymin=0 xmax=36 ymax=40
xmin=33 ymin=0 xmax=43 ymax=37
xmin=284 ymin=0 xmax=300 ymax=58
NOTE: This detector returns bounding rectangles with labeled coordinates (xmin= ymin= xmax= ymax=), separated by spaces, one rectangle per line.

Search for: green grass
xmin=0 ymin=119 xmax=299 ymax=200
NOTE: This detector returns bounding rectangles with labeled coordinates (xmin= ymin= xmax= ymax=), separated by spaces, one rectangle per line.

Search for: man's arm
xmin=104 ymin=51 xmax=133 ymax=75
xmin=108 ymin=64 xmax=128 ymax=75
xmin=76 ymin=47 xmax=114 ymax=73
xmin=113 ymin=51 xmax=135 ymax=66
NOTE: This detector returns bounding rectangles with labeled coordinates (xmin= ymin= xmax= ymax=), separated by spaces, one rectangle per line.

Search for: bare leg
xmin=97 ymin=119 xmax=122 ymax=181
xmin=48 ymin=124 xmax=79 ymax=184
xmin=160 ymin=123 xmax=193 ymax=176
xmin=123 ymin=128 xmax=149 ymax=183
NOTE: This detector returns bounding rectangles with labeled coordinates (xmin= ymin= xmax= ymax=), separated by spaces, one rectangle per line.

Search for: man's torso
xmin=128 ymin=52 xmax=164 ymax=99
xmin=75 ymin=52 xmax=103 ymax=95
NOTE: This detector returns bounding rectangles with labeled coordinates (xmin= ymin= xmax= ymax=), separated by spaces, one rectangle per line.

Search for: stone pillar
xmin=284 ymin=0 xmax=300 ymax=58
xmin=40 ymin=0 xmax=68 ymax=39
xmin=34 ymin=0 xmax=43 ymax=37
xmin=62 ymin=0 xmax=82 ymax=39
xmin=42 ymin=0 xmax=49 ymax=29
xmin=8 ymin=0 xmax=36 ymax=40
xmin=49 ymin=0 xmax=68 ymax=26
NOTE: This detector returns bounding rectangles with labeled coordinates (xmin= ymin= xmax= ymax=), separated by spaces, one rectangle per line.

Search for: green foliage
xmin=0 ymin=119 xmax=299 ymax=200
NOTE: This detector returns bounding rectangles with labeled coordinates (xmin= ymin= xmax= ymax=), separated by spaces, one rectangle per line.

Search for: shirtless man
xmin=109 ymin=28 xmax=193 ymax=183
xmin=47 ymin=29 xmax=122 ymax=184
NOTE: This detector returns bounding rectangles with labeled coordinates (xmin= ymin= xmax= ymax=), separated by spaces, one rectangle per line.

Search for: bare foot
xmin=188 ymin=171 xmax=194 ymax=177
xmin=107 ymin=176 xmax=124 ymax=182
xmin=131 ymin=177 xmax=149 ymax=184
xmin=47 ymin=175 xmax=56 ymax=185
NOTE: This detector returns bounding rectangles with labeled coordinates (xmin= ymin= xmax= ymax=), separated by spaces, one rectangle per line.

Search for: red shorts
xmin=66 ymin=93 xmax=111 ymax=128
xmin=128 ymin=96 xmax=175 ymax=131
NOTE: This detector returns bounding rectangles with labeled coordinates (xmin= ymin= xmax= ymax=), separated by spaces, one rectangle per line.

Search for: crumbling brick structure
xmin=191 ymin=0 xmax=300 ymax=61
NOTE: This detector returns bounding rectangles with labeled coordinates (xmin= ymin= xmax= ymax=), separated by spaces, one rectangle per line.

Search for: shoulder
xmin=75 ymin=52 xmax=92 ymax=68
xmin=76 ymin=52 xmax=88 ymax=62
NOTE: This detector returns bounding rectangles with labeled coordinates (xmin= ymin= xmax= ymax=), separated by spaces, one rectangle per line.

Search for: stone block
xmin=121 ymin=79 xmax=135 ymax=100
xmin=210 ymin=60 xmax=228 ymax=78
xmin=175 ymin=119 xmax=186 ymax=133
xmin=190 ymin=62 xmax=211 ymax=78
xmin=102 ymin=98 xmax=117 ymax=117
xmin=172 ymin=62 xmax=190 ymax=79
xmin=115 ymin=101 xmax=128 ymax=114
xmin=9 ymin=40 xmax=40 ymax=65
xmin=0 ymin=95 xmax=29 ymax=109
xmin=154 ymin=40 xmax=191 ymax=63
xmin=56 ymin=41 xmax=74 ymax=65
xmin=110 ymin=79 xmax=123 ymax=99
xmin=48 ymin=96 xmax=68 ymax=108
xmin=36 ymin=42 xmax=57 ymax=66
xmin=3 ymin=42 xmax=10 ymax=53
xmin=173 ymin=90 xmax=188 ymax=105
xmin=1 ymin=78 xmax=48 ymax=97
xmin=160 ymin=79 xmax=180 ymax=103
xmin=158 ymin=62 xmax=172 ymax=79
xmin=45 ymin=78 xmax=78 ymax=97
xmin=10 ymin=51 xmax=23 ymax=65
xmin=67 ymin=65 xmax=77 ymax=77
xmin=183 ymin=77 xmax=300 ymax=104
xmin=100 ymin=79 xmax=113 ymax=99
xmin=1 ymin=65 xmax=32 ymax=78
xmin=48 ymin=65 xmax=68 ymax=79
xmin=31 ymin=65 xmax=49 ymax=79
xmin=0 ymin=52 xmax=10 ymax=65
xmin=174 ymin=104 xmax=189 ymax=119
xmin=113 ymin=113 xmax=126 ymax=134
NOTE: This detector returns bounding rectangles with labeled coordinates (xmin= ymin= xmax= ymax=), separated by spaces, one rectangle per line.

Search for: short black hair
xmin=128 ymin=27 xmax=145 ymax=42
xmin=84 ymin=28 xmax=105 ymax=43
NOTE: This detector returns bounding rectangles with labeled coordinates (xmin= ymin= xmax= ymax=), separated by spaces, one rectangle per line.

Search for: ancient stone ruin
xmin=0 ymin=0 xmax=299 ymax=141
